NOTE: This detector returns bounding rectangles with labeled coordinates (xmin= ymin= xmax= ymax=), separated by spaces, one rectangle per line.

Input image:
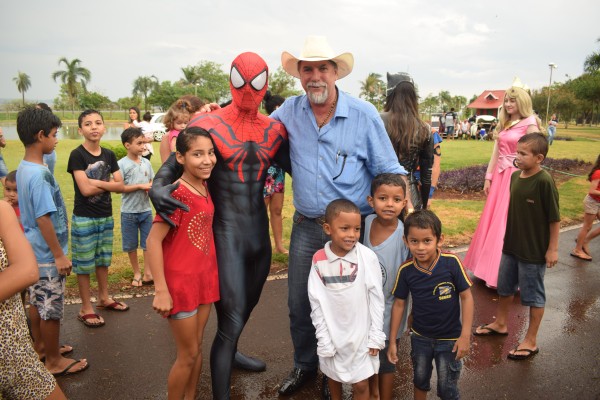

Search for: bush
xmin=438 ymin=164 xmax=487 ymax=193
xmin=438 ymin=158 xmax=590 ymax=193
xmin=103 ymin=143 xmax=127 ymax=160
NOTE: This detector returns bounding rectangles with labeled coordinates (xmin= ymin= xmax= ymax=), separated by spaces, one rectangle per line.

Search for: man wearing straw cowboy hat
xmin=271 ymin=36 xmax=406 ymax=397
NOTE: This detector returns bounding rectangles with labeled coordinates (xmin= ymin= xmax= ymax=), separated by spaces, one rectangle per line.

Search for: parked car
xmin=149 ymin=113 xmax=167 ymax=141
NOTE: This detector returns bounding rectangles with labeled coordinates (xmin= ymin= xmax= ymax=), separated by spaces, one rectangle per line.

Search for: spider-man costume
xmin=150 ymin=52 xmax=289 ymax=399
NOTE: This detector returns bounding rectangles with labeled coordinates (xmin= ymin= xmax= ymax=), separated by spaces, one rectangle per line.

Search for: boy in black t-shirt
xmin=388 ymin=210 xmax=473 ymax=400
xmin=67 ymin=110 xmax=126 ymax=328
xmin=474 ymin=133 xmax=560 ymax=361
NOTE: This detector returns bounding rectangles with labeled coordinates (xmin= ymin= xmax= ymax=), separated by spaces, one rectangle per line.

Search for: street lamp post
xmin=546 ymin=63 xmax=557 ymax=125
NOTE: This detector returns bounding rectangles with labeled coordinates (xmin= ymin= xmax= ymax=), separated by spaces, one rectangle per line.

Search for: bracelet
xmin=485 ymin=173 xmax=493 ymax=181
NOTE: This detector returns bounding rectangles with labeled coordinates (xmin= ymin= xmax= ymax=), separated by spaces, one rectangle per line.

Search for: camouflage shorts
xmin=28 ymin=267 xmax=65 ymax=321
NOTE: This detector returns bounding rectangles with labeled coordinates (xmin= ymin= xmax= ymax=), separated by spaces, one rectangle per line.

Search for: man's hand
xmin=149 ymin=181 xmax=188 ymax=227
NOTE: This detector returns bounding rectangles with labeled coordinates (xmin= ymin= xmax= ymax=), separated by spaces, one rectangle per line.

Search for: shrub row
xmin=437 ymin=158 xmax=590 ymax=193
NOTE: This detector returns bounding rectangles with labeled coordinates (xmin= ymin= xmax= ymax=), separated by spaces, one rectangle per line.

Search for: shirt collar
xmin=324 ymin=241 xmax=358 ymax=264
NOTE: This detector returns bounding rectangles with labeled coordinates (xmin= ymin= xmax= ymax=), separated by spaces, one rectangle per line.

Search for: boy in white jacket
xmin=308 ymin=199 xmax=385 ymax=400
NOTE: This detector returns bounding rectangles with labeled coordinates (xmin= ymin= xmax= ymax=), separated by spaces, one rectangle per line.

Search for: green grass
xmin=1 ymin=129 xmax=597 ymax=287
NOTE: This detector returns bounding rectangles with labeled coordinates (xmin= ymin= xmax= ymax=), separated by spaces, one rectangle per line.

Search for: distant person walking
xmin=464 ymin=78 xmax=541 ymax=288
xmin=547 ymin=113 xmax=558 ymax=145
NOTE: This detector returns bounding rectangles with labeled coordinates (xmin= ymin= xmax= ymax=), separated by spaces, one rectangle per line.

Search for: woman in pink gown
xmin=464 ymin=81 xmax=541 ymax=288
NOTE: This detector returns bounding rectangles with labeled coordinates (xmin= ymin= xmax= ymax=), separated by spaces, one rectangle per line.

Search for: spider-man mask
xmin=230 ymin=52 xmax=268 ymax=112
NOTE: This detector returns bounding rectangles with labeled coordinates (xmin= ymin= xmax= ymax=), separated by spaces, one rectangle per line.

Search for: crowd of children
xmin=0 ymin=99 xmax=597 ymax=399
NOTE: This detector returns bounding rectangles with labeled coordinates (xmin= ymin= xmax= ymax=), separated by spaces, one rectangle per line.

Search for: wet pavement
xmin=56 ymin=225 xmax=600 ymax=399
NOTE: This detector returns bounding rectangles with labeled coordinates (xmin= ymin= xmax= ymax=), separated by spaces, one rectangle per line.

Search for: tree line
xmin=10 ymin=38 xmax=600 ymax=123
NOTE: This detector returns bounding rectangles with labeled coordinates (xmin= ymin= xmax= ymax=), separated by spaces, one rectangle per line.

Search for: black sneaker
xmin=278 ymin=367 xmax=317 ymax=395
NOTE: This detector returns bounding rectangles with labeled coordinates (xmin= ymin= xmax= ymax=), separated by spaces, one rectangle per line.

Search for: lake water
xmin=1 ymin=122 xmax=127 ymax=141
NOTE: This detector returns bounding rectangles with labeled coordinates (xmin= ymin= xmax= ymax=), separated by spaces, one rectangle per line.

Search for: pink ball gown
xmin=463 ymin=115 xmax=538 ymax=287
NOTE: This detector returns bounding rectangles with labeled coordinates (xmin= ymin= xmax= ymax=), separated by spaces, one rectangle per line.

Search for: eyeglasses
xmin=332 ymin=151 xmax=347 ymax=180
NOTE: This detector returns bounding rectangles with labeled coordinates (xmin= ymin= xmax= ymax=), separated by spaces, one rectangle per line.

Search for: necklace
xmin=318 ymin=95 xmax=338 ymax=129
xmin=505 ymin=118 xmax=521 ymax=130
xmin=180 ymin=177 xmax=207 ymax=198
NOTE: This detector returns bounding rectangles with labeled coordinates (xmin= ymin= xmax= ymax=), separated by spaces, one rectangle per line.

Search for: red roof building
xmin=467 ymin=90 xmax=505 ymax=117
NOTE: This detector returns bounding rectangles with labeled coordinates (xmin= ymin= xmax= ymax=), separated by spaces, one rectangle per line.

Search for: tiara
xmin=511 ymin=77 xmax=530 ymax=92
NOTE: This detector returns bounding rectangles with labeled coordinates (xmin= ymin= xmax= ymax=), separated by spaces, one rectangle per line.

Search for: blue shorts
xmin=410 ymin=334 xmax=461 ymax=400
xmin=71 ymin=215 xmax=114 ymax=274
xmin=378 ymin=339 xmax=400 ymax=374
xmin=0 ymin=154 xmax=7 ymax=178
xmin=497 ymin=253 xmax=546 ymax=307
xmin=121 ymin=211 xmax=152 ymax=252
xmin=168 ymin=307 xmax=199 ymax=320
xmin=28 ymin=264 xmax=66 ymax=321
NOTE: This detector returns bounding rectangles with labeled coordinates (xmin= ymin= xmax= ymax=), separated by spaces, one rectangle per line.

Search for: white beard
xmin=307 ymin=85 xmax=329 ymax=105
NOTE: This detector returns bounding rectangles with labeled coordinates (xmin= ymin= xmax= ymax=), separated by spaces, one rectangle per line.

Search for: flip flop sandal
xmin=97 ymin=301 xmax=130 ymax=312
xmin=570 ymin=252 xmax=592 ymax=261
xmin=77 ymin=313 xmax=105 ymax=328
xmin=52 ymin=359 xmax=89 ymax=377
xmin=473 ymin=324 xmax=509 ymax=336
xmin=507 ymin=348 xmax=539 ymax=360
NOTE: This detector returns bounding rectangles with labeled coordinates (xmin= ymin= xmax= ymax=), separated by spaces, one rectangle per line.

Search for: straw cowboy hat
xmin=281 ymin=36 xmax=354 ymax=79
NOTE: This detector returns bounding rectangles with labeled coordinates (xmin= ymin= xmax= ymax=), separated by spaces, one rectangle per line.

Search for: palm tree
xmin=359 ymin=73 xmax=385 ymax=109
xmin=181 ymin=66 xmax=200 ymax=86
xmin=13 ymin=71 xmax=31 ymax=106
xmin=438 ymin=90 xmax=452 ymax=111
xmin=583 ymin=37 xmax=600 ymax=73
xmin=133 ymin=75 xmax=159 ymax=111
xmin=51 ymin=57 xmax=91 ymax=112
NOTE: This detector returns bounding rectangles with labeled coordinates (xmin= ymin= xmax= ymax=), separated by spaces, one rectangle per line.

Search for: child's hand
xmin=369 ymin=348 xmax=379 ymax=356
xmin=140 ymin=183 xmax=153 ymax=191
xmin=387 ymin=342 xmax=398 ymax=364
xmin=153 ymin=291 xmax=173 ymax=318
xmin=56 ymin=255 xmax=72 ymax=276
xmin=452 ymin=335 xmax=471 ymax=360
xmin=545 ymin=248 xmax=558 ymax=268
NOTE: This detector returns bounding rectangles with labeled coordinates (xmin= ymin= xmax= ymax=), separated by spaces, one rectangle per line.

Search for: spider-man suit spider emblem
xmin=150 ymin=52 xmax=288 ymax=399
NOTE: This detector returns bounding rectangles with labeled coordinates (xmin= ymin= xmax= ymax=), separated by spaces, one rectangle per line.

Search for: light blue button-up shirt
xmin=271 ymin=89 xmax=406 ymax=217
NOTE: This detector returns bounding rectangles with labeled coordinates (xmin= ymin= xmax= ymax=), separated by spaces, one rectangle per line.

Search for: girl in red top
xmin=146 ymin=126 xmax=219 ymax=400
xmin=571 ymin=154 xmax=600 ymax=261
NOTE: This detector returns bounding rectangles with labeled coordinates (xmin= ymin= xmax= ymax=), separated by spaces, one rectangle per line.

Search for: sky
xmin=1 ymin=0 xmax=599 ymax=105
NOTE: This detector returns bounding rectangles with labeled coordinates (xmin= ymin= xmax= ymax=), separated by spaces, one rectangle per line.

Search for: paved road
xmin=56 ymin=226 xmax=600 ymax=399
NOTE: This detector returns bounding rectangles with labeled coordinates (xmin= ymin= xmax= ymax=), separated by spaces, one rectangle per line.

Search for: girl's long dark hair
xmin=383 ymin=82 xmax=430 ymax=162
xmin=589 ymin=154 xmax=600 ymax=182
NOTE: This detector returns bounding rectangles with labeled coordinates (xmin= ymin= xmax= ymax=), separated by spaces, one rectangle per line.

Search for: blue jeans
xmin=497 ymin=253 xmax=546 ymax=307
xmin=411 ymin=334 xmax=462 ymax=400
xmin=120 ymin=211 xmax=153 ymax=252
xmin=288 ymin=211 xmax=331 ymax=371
xmin=547 ymin=125 xmax=556 ymax=145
